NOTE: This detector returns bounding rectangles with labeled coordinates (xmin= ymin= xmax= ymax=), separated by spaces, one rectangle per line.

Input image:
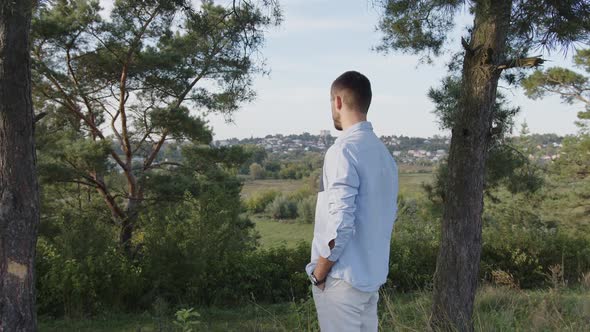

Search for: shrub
xmin=141 ymin=180 xmax=257 ymax=306
xmin=234 ymin=242 xmax=311 ymax=303
xmin=266 ymin=195 xmax=298 ymax=219
xmin=36 ymin=212 xmax=142 ymax=317
xmin=297 ymin=196 xmax=316 ymax=223
xmin=387 ymin=214 xmax=440 ymax=291
xmin=244 ymin=190 xmax=279 ymax=213
xmin=287 ymin=187 xmax=314 ymax=201
xmin=249 ymin=162 xmax=265 ymax=180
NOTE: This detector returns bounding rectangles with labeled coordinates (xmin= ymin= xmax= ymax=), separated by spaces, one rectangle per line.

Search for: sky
xmin=101 ymin=0 xmax=585 ymax=140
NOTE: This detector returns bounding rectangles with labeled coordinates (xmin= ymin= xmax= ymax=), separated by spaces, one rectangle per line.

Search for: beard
xmin=332 ymin=112 xmax=342 ymax=131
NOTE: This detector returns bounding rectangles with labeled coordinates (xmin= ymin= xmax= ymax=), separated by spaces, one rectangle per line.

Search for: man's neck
xmin=340 ymin=115 xmax=367 ymax=131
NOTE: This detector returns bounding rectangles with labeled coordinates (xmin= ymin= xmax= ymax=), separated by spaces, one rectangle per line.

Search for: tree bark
xmin=431 ymin=1 xmax=512 ymax=331
xmin=0 ymin=0 xmax=40 ymax=331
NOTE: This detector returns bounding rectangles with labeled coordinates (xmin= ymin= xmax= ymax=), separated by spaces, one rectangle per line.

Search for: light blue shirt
xmin=305 ymin=121 xmax=398 ymax=292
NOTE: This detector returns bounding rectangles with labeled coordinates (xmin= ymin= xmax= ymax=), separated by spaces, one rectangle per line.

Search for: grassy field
xmin=252 ymin=215 xmax=314 ymax=248
xmin=241 ymin=179 xmax=307 ymax=198
xmin=245 ymin=172 xmax=433 ymax=249
xmin=40 ymin=286 xmax=590 ymax=331
xmin=242 ymin=172 xmax=433 ymax=199
xmin=397 ymin=172 xmax=432 ymax=198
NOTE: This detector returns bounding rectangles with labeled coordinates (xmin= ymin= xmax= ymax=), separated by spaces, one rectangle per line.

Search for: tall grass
xmin=40 ymin=285 xmax=590 ymax=331
xmin=378 ymin=284 xmax=590 ymax=331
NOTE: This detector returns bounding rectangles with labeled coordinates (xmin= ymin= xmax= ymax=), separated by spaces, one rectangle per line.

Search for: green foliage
xmin=376 ymin=0 xmax=461 ymax=60
xmin=423 ymin=140 xmax=544 ymax=204
xmin=388 ymin=197 xmax=440 ymax=291
xmin=238 ymin=145 xmax=268 ymax=174
xmin=244 ymin=190 xmax=279 ymax=213
xmin=261 ymin=152 xmax=323 ymax=180
xmin=377 ymin=1 xmax=590 ymax=60
xmin=264 ymin=160 xmax=281 ymax=173
xmin=521 ymin=49 xmax=590 ymax=228
xmin=36 ymin=209 xmax=142 ymax=317
xmin=425 ymin=74 xmax=543 ymax=202
xmin=173 ymin=308 xmax=200 ymax=332
xmin=249 ymin=162 xmax=265 ymax=180
xmin=485 ymin=144 xmax=544 ymax=196
xmin=297 ymin=196 xmax=316 ymax=224
xmin=35 ymin=172 xmax=590 ymax=318
xmin=30 ymin=0 xmax=280 ymax=251
xmin=149 ymin=106 xmax=212 ymax=143
xmin=522 ymin=67 xmax=588 ymax=102
xmin=574 ymin=49 xmax=590 ymax=72
xmin=545 ymin=134 xmax=590 ymax=228
xmin=386 ymin=193 xmax=590 ymax=292
xmin=522 ymin=48 xmax=590 ymax=125
xmin=36 ymin=126 xmax=113 ymax=185
xmin=266 ymin=195 xmax=299 ymax=220
xmin=140 ymin=180 xmax=256 ymax=306
xmin=507 ymin=1 xmax=590 ymax=52
xmin=235 ymin=243 xmax=311 ymax=303
xmin=38 ymin=287 xmax=590 ymax=331
xmin=428 ymin=75 xmax=520 ymax=137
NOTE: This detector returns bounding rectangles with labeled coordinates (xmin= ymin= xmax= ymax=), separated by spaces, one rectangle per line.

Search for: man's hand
xmin=312 ymin=239 xmax=336 ymax=289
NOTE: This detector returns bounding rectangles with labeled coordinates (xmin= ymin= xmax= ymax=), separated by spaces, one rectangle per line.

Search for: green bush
xmin=481 ymin=226 xmax=590 ymax=288
xmin=384 ymin=195 xmax=590 ymax=292
xmin=234 ymin=242 xmax=311 ymax=303
xmin=36 ymin=211 xmax=142 ymax=317
xmin=249 ymin=162 xmax=265 ymax=180
xmin=266 ymin=195 xmax=298 ymax=219
xmin=287 ymin=187 xmax=314 ymax=201
xmin=297 ymin=196 xmax=316 ymax=223
xmin=141 ymin=179 xmax=257 ymax=306
xmin=386 ymin=198 xmax=440 ymax=291
xmin=35 ymin=171 xmax=590 ymax=318
xmin=244 ymin=190 xmax=279 ymax=213
xmin=480 ymin=194 xmax=590 ymax=288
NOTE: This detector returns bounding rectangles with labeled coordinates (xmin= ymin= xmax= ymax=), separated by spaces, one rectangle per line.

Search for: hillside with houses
xmin=212 ymin=131 xmax=564 ymax=165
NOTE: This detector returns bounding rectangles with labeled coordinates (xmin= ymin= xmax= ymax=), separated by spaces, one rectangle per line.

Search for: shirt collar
xmin=335 ymin=121 xmax=373 ymax=143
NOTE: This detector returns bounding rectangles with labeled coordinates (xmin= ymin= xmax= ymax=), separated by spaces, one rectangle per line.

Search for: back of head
xmin=331 ymin=71 xmax=372 ymax=114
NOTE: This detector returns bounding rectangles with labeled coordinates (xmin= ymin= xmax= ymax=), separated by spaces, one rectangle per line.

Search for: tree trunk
xmin=0 ymin=0 xmax=40 ymax=331
xmin=119 ymin=196 xmax=140 ymax=256
xmin=431 ymin=1 xmax=512 ymax=331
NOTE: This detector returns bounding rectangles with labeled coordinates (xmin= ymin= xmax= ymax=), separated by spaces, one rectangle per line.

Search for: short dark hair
xmin=331 ymin=71 xmax=372 ymax=114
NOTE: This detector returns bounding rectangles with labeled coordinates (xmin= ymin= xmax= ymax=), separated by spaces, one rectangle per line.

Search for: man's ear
xmin=335 ymin=95 xmax=343 ymax=111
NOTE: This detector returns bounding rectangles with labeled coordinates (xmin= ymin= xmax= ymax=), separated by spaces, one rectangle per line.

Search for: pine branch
xmin=497 ymin=56 xmax=545 ymax=70
xmin=34 ymin=112 xmax=47 ymax=123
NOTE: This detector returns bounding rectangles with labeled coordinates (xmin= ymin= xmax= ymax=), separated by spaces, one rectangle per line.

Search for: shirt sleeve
xmin=323 ymin=145 xmax=359 ymax=262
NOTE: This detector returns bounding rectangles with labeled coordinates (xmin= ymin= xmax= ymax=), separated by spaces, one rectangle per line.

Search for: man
xmin=306 ymin=71 xmax=398 ymax=331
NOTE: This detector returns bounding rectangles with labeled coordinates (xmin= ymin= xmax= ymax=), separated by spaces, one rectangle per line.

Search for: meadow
xmin=246 ymin=172 xmax=432 ymax=248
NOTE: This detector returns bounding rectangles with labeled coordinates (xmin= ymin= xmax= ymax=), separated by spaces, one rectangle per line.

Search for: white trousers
xmin=312 ymin=276 xmax=379 ymax=332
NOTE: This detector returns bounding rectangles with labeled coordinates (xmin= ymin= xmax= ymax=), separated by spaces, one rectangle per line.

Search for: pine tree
xmin=377 ymin=1 xmax=590 ymax=330
xmin=0 ymin=0 xmax=40 ymax=330
xmin=31 ymin=0 xmax=279 ymax=254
